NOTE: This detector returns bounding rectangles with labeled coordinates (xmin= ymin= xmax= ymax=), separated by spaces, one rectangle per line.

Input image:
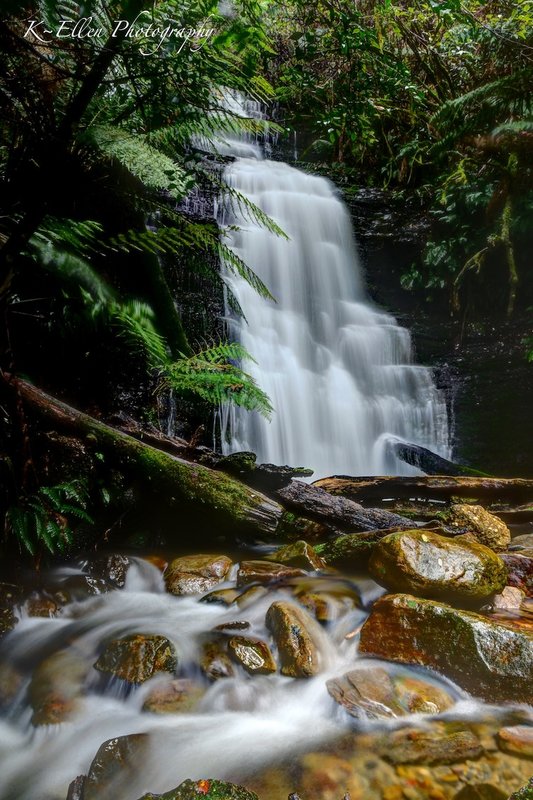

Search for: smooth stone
xmin=142 ymin=678 xmax=205 ymax=714
xmin=316 ymin=529 xmax=405 ymax=568
xmin=383 ymin=726 xmax=483 ymax=765
xmin=84 ymin=734 xmax=148 ymax=800
xmin=66 ymin=776 xmax=86 ymax=800
xmin=452 ymin=786 xmax=508 ymax=800
xmin=94 ymin=634 xmax=177 ymax=683
xmin=165 ymin=554 xmax=232 ymax=596
xmin=25 ymin=593 xmax=60 ymax=618
xmin=369 ymin=529 xmax=507 ymax=602
xmin=88 ymin=554 xmax=132 ymax=588
xmin=265 ymin=601 xmax=321 ymax=677
xmin=264 ymin=540 xmax=326 ymax=571
xmin=29 ymin=650 xmax=86 ymax=725
xmin=236 ymin=560 xmax=306 ymax=588
xmin=200 ymin=641 xmax=235 ymax=680
xmin=491 ymin=586 xmax=525 ymax=610
xmin=448 ymin=504 xmax=511 ymax=551
xmin=213 ymin=621 xmax=251 ymax=632
xmin=236 ymin=585 xmax=269 ymax=609
xmin=501 ymin=553 xmax=533 ymax=597
xmin=228 ymin=636 xmax=277 ymax=674
xmin=136 ymin=778 xmax=259 ymax=800
xmin=201 ymin=588 xmax=240 ymax=606
xmin=511 ymin=534 xmax=533 ymax=550
xmin=359 ymin=593 xmax=533 ymax=704
xmin=497 ymin=725 xmax=533 ymax=759
xmin=327 ymin=666 xmax=454 ymax=719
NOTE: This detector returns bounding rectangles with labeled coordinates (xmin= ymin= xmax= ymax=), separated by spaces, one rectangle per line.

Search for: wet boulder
xmin=297 ymin=592 xmax=354 ymax=623
xmin=165 ymin=554 xmax=232 ymax=596
xmin=327 ymin=666 xmax=454 ymax=719
xmin=201 ymin=588 xmax=240 ymax=606
xmin=88 ymin=554 xmax=132 ymax=589
xmin=497 ymin=725 xmax=533 ymax=759
xmin=381 ymin=725 xmax=482 ymax=765
xmin=137 ymin=778 xmax=259 ymax=800
xmin=448 ymin=504 xmax=510 ymax=551
xmin=236 ymin=560 xmax=306 ymax=588
xmin=265 ymin=601 xmax=322 ymax=677
xmin=264 ymin=540 xmax=326 ymax=571
xmin=315 ymin=529 xmax=405 ymax=568
xmin=94 ymin=634 xmax=177 ymax=683
xmin=228 ymin=636 xmax=276 ymax=675
xmin=359 ymin=593 xmax=533 ymax=704
xmin=368 ymin=529 xmax=507 ymax=603
xmin=84 ymin=734 xmax=148 ymax=800
xmin=491 ymin=586 xmax=525 ymax=610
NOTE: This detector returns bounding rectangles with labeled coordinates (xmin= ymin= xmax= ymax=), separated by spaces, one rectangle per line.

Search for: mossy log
xmin=5 ymin=375 xmax=283 ymax=539
xmin=313 ymin=475 xmax=533 ymax=505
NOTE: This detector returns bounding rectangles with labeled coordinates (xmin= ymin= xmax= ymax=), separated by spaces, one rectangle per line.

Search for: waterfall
xmin=217 ymin=134 xmax=450 ymax=479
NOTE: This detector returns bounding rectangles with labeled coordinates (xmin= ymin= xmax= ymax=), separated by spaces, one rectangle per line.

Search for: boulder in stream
xmin=200 ymin=641 xmax=235 ymax=680
xmin=497 ymin=725 xmax=533 ymax=759
xmin=228 ymin=636 xmax=277 ymax=674
xmin=142 ymin=678 xmax=205 ymax=714
xmin=0 ymin=582 xmax=22 ymax=637
xmin=368 ymin=529 xmax=507 ymax=602
xmin=448 ymin=504 xmax=511 ymax=551
xmin=264 ymin=540 xmax=326 ymax=571
xmin=236 ymin=560 xmax=306 ymax=587
xmin=501 ymin=553 xmax=533 ymax=596
xmin=265 ymin=601 xmax=322 ymax=677
xmin=359 ymin=593 xmax=533 ymax=704
xmin=94 ymin=634 xmax=177 ymax=683
xmin=84 ymin=734 xmax=148 ymax=800
xmin=29 ymin=649 xmax=86 ymax=725
xmin=165 ymin=554 xmax=232 ymax=596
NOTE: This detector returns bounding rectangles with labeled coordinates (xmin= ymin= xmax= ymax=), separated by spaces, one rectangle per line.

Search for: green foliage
xmin=5 ymin=480 xmax=93 ymax=556
xmin=164 ymin=342 xmax=273 ymax=416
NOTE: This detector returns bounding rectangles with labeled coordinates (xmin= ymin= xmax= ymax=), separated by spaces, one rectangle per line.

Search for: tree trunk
xmin=391 ymin=441 xmax=489 ymax=477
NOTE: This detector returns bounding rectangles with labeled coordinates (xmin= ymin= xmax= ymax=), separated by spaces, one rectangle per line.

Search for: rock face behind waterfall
xmin=218 ymin=153 xmax=449 ymax=478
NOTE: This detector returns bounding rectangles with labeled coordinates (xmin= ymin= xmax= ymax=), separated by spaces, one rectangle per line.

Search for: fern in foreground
xmin=5 ymin=480 xmax=93 ymax=556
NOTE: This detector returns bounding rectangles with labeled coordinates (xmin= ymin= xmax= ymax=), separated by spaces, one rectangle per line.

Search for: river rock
xmin=29 ymin=650 xmax=86 ymax=725
xmin=0 ymin=662 xmax=23 ymax=708
xmin=510 ymin=534 xmax=533 ymax=551
xmin=137 ymin=779 xmax=259 ymax=800
xmin=359 ymin=593 xmax=533 ymax=703
xmin=448 ymin=504 xmax=511 ymax=551
xmin=25 ymin=593 xmax=60 ymax=617
xmin=142 ymin=678 xmax=205 ymax=714
xmin=84 ymin=734 xmax=148 ymax=800
xmin=94 ymin=634 xmax=177 ymax=683
xmin=165 ymin=554 xmax=232 ymax=596
xmin=236 ymin=585 xmax=269 ymax=609
xmin=200 ymin=641 xmax=234 ymax=680
xmin=502 ymin=553 xmax=533 ymax=596
xmin=236 ymin=560 xmax=306 ymax=588
xmin=452 ymin=786 xmax=508 ymax=800
xmin=228 ymin=636 xmax=277 ymax=674
xmin=264 ymin=540 xmax=326 ymax=571
xmin=89 ymin=554 xmax=132 ymax=588
xmin=265 ymin=601 xmax=321 ymax=677
xmin=491 ymin=586 xmax=525 ymax=610
xmin=327 ymin=666 xmax=454 ymax=719
xmin=66 ymin=776 xmax=86 ymax=800
xmin=382 ymin=726 xmax=482 ymax=765
xmin=201 ymin=588 xmax=240 ymax=606
xmin=497 ymin=725 xmax=533 ymax=758
xmin=368 ymin=529 xmax=507 ymax=602
xmin=298 ymin=592 xmax=354 ymax=623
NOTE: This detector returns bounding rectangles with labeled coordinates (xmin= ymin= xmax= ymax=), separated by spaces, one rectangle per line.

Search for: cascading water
xmin=217 ymin=112 xmax=450 ymax=478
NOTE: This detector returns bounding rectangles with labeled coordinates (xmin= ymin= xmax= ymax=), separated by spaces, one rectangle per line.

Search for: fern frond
xmin=81 ymin=125 xmax=193 ymax=200
xmin=111 ymin=299 xmax=169 ymax=367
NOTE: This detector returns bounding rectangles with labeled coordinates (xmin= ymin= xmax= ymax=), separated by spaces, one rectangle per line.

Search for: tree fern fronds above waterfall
xmin=146 ymin=113 xmax=282 ymax=152
xmin=111 ymin=299 xmax=170 ymax=367
xmin=163 ymin=342 xmax=272 ymax=417
xmin=80 ymin=126 xmax=193 ymax=200
xmin=110 ymin=222 xmax=275 ymax=302
xmin=5 ymin=480 xmax=93 ymax=556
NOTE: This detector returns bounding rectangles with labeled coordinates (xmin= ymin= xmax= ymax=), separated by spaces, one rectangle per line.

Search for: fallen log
xmin=4 ymin=375 xmax=284 ymax=539
xmin=275 ymin=480 xmax=414 ymax=532
xmin=391 ymin=441 xmax=489 ymax=477
xmin=313 ymin=475 xmax=533 ymax=505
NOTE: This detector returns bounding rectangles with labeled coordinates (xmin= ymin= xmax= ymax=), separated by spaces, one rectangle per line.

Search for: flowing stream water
xmin=0 ymin=557 xmax=516 ymax=800
xmin=217 ymin=111 xmax=450 ymax=478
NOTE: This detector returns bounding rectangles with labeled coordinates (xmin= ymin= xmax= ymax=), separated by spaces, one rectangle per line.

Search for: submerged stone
xmin=297 ymin=591 xmax=354 ymax=623
xmin=200 ymin=641 xmax=234 ymax=680
xmin=359 ymin=593 xmax=533 ymax=704
xmin=142 ymin=678 xmax=205 ymax=714
xmin=94 ymin=634 xmax=177 ymax=683
xmin=368 ymin=529 xmax=507 ymax=602
xmin=448 ymin=504 xmax=510 ymax=551
xmin=382 ymin=726 xmax=482 ymax=765
xmin=327 ymin=666 xmax=454 ymax=719
xmin=497 ymin=725 xmax=533 ymax=759
xmin=265 ymin=601 xmax=321 ymax=677
xmin=228 ymin=636 xmax=277 ymax=674
xmin=29 ymin=650 xmax=86 ymax=725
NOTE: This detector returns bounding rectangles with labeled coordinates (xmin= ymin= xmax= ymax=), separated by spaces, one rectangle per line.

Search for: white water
xmin=2 ymin=558 xmax=504 ymax=800
xmin=217 ymin=131 xmax=450 ymax=478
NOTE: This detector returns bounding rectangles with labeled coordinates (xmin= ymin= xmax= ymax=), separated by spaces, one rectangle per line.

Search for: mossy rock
xmin=138 ymin=779 xmax=259 ymax=800
xmin=359 ymin=594 xmax=533 ymax=704
xmin=508 ymin=779 xmax=533 ymax=800
xmin=369 ymin=529 xmax=507 ymax=602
